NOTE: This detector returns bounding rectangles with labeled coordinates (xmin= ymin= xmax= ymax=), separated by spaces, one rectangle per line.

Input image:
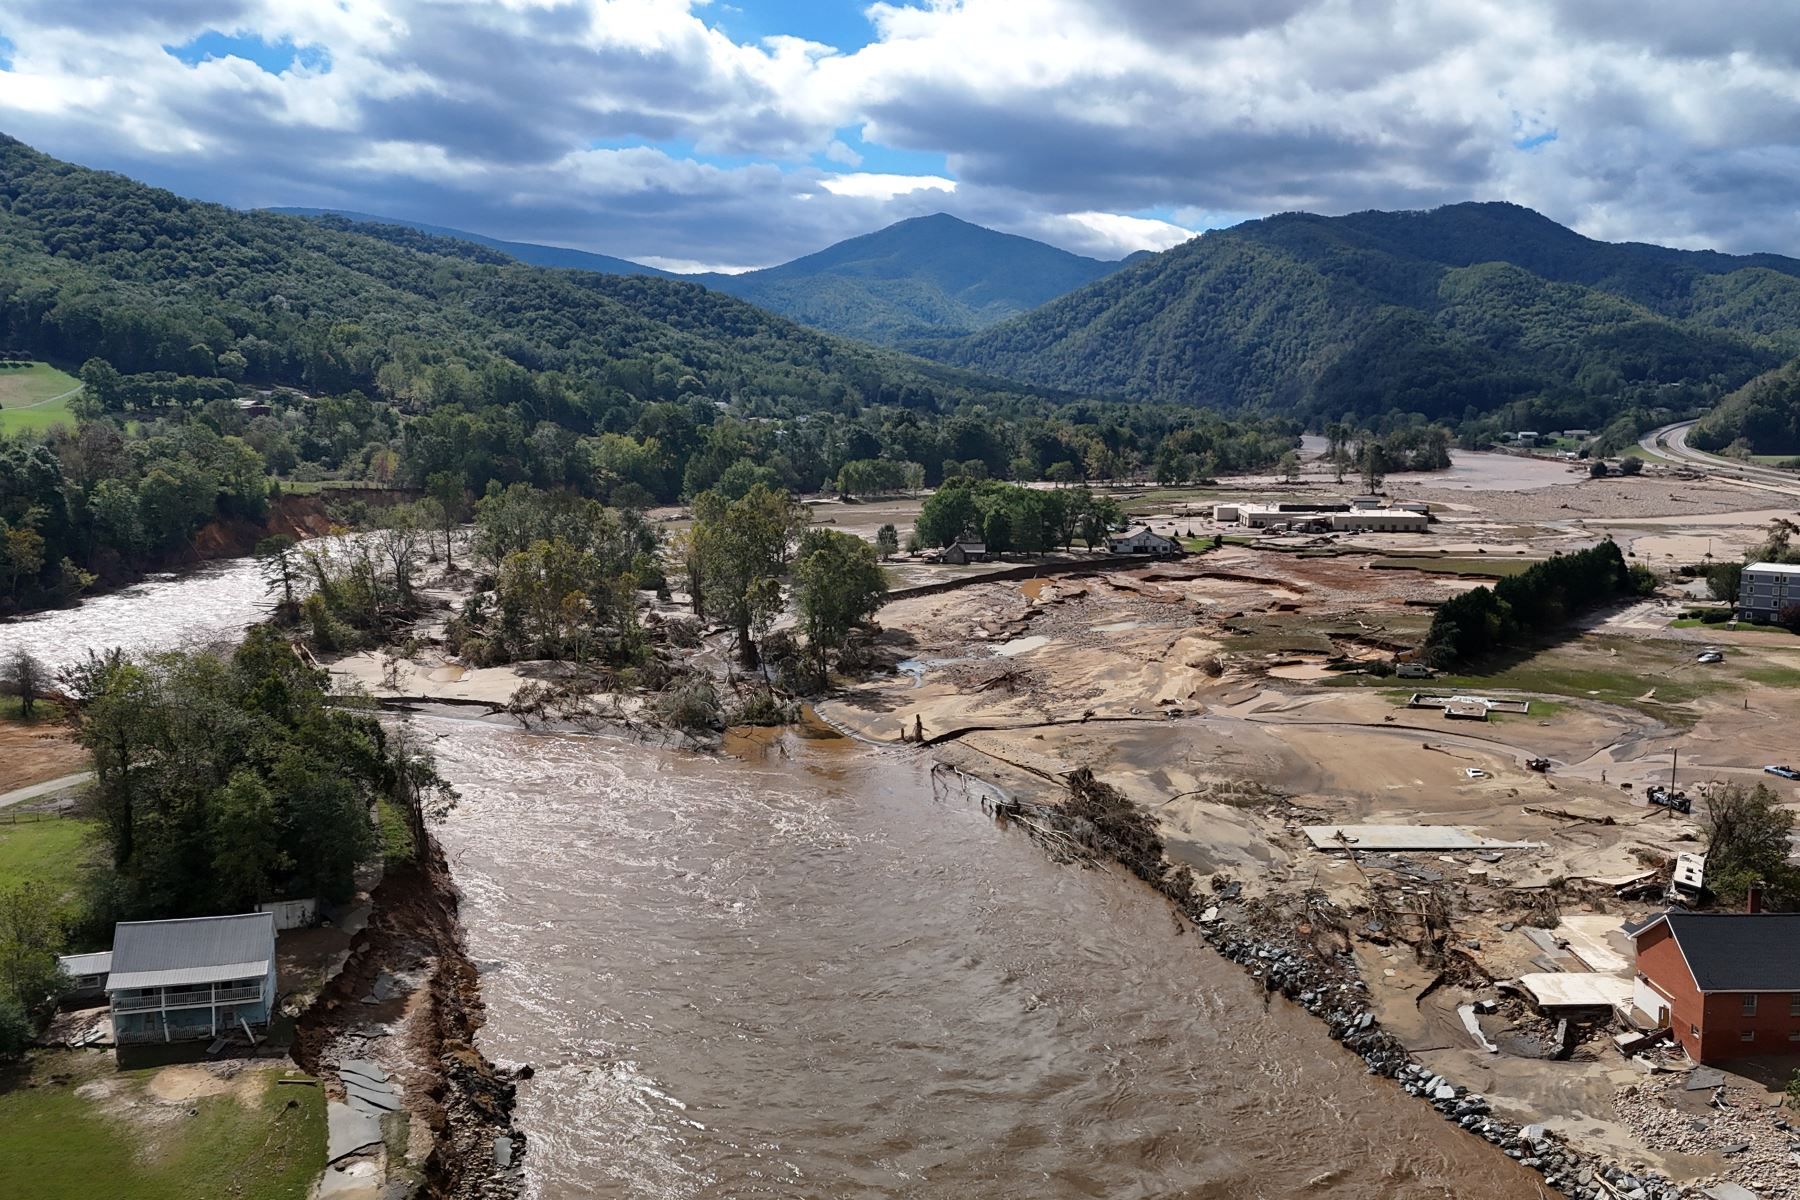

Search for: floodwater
xmin=430 ymin=719 xmax=1550 ymax=1200
xmin=0 ymin=557 xmax=274 ymax=671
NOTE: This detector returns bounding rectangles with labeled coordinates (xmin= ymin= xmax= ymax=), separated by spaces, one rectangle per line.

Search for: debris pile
xmin=1617 ymin=1076 xmax=1800 ymax=1198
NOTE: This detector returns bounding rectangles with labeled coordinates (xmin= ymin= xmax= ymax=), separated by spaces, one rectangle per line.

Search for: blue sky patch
xmin=813 ymin=126 xmax=951 ymax=176
xmin=1514 ymin=129 xmax=1559 ymax=151
xmin=706 ymin=0 xmax=881 ymax=54
xmin=164 ymin=31 xmax=330 ymax=74
xmin=0 ymin=35 xmax=14 ymax=70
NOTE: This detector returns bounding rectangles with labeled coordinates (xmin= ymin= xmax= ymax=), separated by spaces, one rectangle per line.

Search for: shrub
xmin=0 ymin=995 xmax=32 ymax=1061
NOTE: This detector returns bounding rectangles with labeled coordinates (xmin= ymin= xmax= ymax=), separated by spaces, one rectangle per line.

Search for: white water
xmin=0 ymin=558 xmax=276 ymax=672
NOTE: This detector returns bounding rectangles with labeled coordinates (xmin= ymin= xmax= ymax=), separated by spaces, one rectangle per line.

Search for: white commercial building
xmin=1327 ymin=509 xmax=1429 ymax=533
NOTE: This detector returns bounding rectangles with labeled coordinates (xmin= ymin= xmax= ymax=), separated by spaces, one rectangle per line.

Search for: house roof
xmin=950 ymin=540 xmax=986 ymax=552
xmin=106 ymin=912 xmax=275 ymax=991
xmin=1636 ymin=912 xmax=1800 ymax=992
xmin=57 ymin=951 xmax=112 ymax=978
xmin=1744 ymin=562 xmax=1800 ymax=577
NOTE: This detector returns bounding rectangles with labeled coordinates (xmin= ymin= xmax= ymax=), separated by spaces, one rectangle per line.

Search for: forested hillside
xmin=269 ymin=207 xmax=676 ymax=278
xmin=935 ymin=202 xmax=1800 ymax=433
xmin=0 ymin=136 xmax=1301 ymax=615
xmin=1690 ymin=356 xmax=1800 ymax=455
xmin=293 ymin=208 xmax=1123 ymax=344
xmin=697 ymin=213 xmax=1123 ymax=343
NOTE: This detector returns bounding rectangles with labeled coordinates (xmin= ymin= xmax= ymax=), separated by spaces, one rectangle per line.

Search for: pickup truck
xmin=1763 ymin=765 xmax=1800 ymax=780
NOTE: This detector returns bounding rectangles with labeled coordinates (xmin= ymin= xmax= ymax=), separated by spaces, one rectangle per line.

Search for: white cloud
xmin=1 ymin=0 xmax=1799 ymax=266
xmin=1058 ymin=211 xmax=1195 ymax=256
xmin=818 ymin=171 xmax=955 ymax=199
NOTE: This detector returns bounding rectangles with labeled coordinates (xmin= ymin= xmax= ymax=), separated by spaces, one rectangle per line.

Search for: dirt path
xmin=0 ymin=717 xmax=87 ymax=795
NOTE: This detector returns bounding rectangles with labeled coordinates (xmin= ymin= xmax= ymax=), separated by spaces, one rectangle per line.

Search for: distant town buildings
xmin=1107 ymin=526 xmax=1180 ymax=556
xmin=1737 ymin=561 xmax=1800 ymax=623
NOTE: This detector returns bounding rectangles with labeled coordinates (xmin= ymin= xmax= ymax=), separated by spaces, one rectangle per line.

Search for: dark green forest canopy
xmin=1690 ymin=356 xmax=1800 ymax=455
xmin=932 ymin=202 xmax=1800 ymax=429
xmin=0 ymin=134 xmax=1041 ymax=411
xmin=0 ymin=136 xmax=1306 ymax=615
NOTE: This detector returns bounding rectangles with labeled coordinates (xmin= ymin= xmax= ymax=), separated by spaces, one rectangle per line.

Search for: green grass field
xmin=0 ymin=362 xmax=82 ymax=435
xmin=0 ymin=818 xmax=97 ymax=904
xmin=0 ymin=1052 xmax=325 ymax=1200
xmin=1369 ymin=556 xmax=1540 ymax=578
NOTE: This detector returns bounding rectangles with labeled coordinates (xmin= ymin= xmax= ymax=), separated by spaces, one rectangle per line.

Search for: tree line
xmin=1423 ymin=541 xmax=1656 ymax=666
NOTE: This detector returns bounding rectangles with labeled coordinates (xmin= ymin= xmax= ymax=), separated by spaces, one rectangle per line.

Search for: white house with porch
xmin=105 ymin=912 xmax=277 ymax=1045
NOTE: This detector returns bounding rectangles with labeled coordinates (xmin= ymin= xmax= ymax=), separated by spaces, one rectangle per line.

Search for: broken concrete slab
xmin=1457 ymin=1003 xmax=1498 ymax=1053
xmin=345 ymin=1079 xmax=402 ymax=1113
xmin=1302 ymin=824 xmax=1541 ymax=852
xmin=337 ymin=1058 xmax=389 ymax=1083
xmin=1516 ymin=972 xmax=1634 ymax=1010
xmin=1702 ymin=1184 xmax=1761 ymax=1200
xmin=317 ymin=1158 xmax=382 ymax=1200
xmin=1685 ymin=1067 xmax=1727 ymax=1091
xmin=1554 ymin=914 xmax=1630 ymax=974
xmin=326 ymin=1101 xmax=384 ymax=1163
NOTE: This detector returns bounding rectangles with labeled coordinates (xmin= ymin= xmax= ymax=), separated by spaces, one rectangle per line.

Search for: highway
xmin=1638 ymin=420 xmax=1800 ymax=499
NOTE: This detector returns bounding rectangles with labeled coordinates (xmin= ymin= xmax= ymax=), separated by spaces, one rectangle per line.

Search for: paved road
xmin=0 ymin=771 xmax=92 ymax=810
xmin=1639 ymin=420 xmax=1800 ymax=498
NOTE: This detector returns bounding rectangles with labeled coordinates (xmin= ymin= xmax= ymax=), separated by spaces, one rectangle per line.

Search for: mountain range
xmin=16 ymin=134 xmax=1800 ymax=442
xmin=932 ymin=202 xmax=1800 ymax=426
xmin=271 ymin=208 xmax=1127 ymax=344
xmin=0 ymin=136 xmax=1043 ymax=426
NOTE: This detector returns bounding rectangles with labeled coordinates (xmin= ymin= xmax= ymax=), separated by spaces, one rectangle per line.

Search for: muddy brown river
xmin=429 ymin=718 xmax=1550 ymax=1200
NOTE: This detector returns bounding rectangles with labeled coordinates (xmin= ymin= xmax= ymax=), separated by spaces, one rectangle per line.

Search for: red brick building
xmin=1632 ymin=910 xmax=1800 ymax=1062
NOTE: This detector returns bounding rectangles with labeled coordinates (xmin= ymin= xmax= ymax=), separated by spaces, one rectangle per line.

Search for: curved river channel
xmin=8 ymin=561 xmax=1548 ymax=1199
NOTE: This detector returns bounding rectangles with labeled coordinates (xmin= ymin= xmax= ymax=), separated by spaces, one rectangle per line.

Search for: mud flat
xmin=824 ymin=541 xmax=1800 ymax=1198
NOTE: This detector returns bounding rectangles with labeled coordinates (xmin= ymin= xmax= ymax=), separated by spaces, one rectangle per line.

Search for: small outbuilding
xmin=56 ymin=951 xmax=112 ymax=1003
xmin=941 ymin=540 xmax=988 ymax=565
xmin=1107 ymin=526 xmax=1180 ymax=556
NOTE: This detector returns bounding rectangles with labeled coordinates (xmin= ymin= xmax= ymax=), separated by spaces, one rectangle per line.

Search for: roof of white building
xmin=106 ymin=912 xmax=275 ymax=991
xmin=1743 ymin=561 xmax=1800 ymax=576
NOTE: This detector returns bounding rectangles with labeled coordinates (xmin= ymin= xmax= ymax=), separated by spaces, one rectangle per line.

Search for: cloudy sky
xmin=1 ymin=0 xmax=1798 ymax=271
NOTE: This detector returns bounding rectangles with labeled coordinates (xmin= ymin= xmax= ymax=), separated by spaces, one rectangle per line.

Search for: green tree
xmin=1702 ymin=783 xmax=1800 ymax=905
xmin=425 ymin=471 xmax=469 ymax=570
xmin=1706 ymin=560 xmax=1744 ymax=602
xmin=793 ymin=529 xmax=888 ymax=675
xmin=256 ymin=534 xmax=301 ymax=610
xmin=209 ymin=771 xmax=285 ymax=911
xmin=2 ymin=647 xmax=45 ymax=719
xmin=0 ymin=883 xmax=67 ymax=1016
xmin=693 ymin=483 xmax=807 ymax=667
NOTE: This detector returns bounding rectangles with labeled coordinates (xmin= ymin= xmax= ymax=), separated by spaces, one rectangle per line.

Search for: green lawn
xmin=0 ymin=1053 xmax=325 ymax=1200
xmin=0 ymin=818 xmax=97 ymax=904
xmin=1370 ymin=555 xmax=1541 ymax=578
xmin=0 ymin=362 xmax=81 ymax=435
xmin=1620 ymin=444 xmax=1675 ymax=466
xmin=377 ymin=795 xmax=416 ymax=866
